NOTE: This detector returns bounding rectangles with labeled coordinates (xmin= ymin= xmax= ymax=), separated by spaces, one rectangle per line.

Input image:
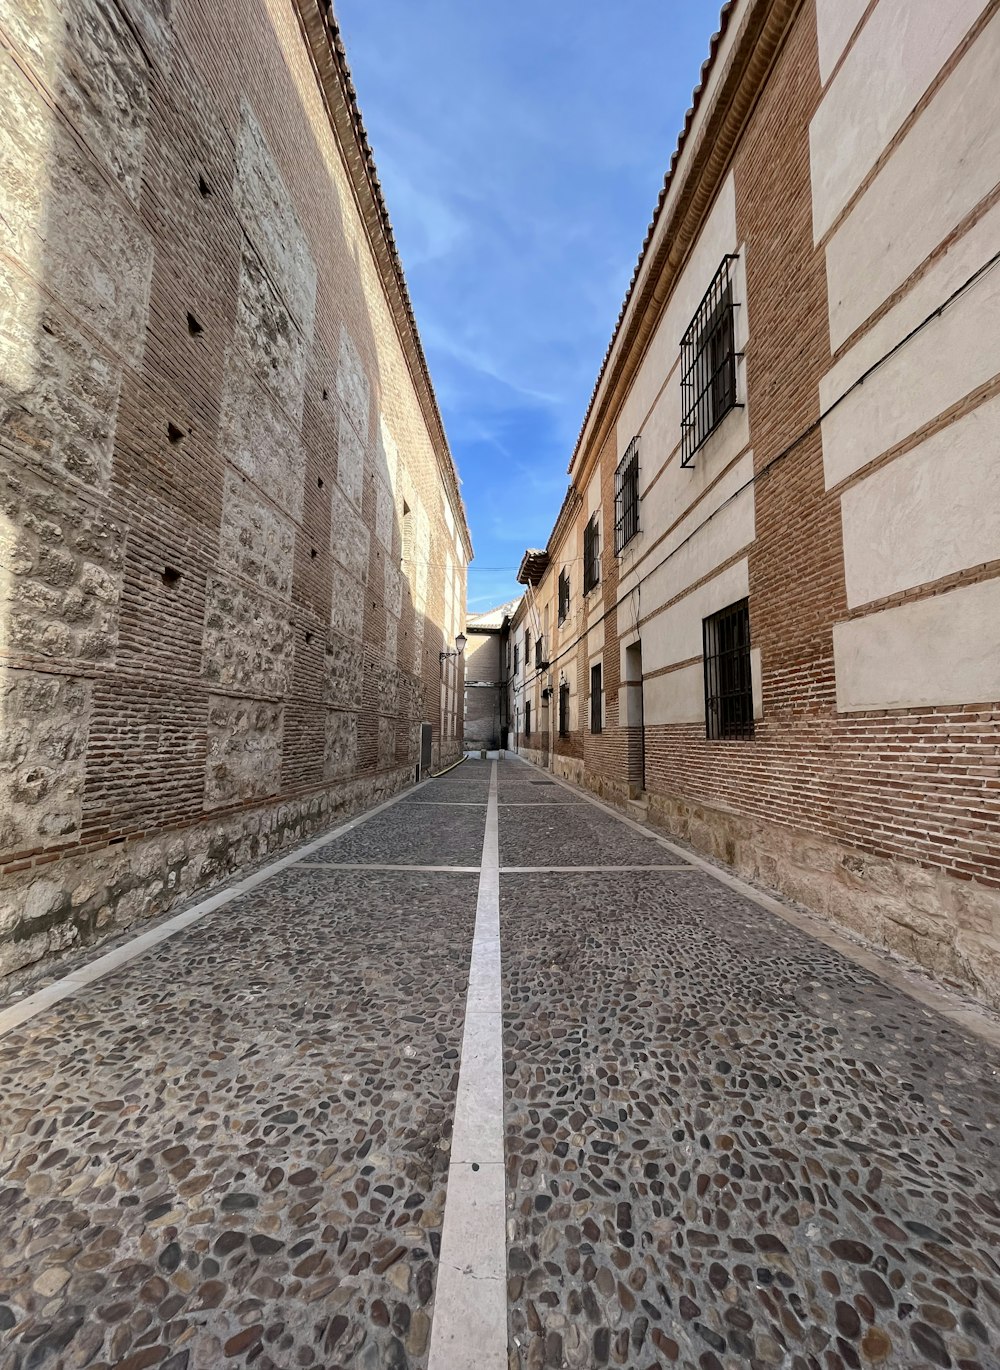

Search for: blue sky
xmin=337 ymin=3 xmax=725 ymax=612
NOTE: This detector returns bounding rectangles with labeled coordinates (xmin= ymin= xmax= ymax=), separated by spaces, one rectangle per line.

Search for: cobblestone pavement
xmin=2 ymin=758 xmax=1000 ymax=1370
xmin=0 ymin=768 xmax=483 ymax=1370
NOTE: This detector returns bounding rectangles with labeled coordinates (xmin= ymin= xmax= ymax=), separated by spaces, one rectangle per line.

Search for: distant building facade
xmin=0 ymin=0 xmax=470 ymax=984
xmin=464 ymin=600 xmax=520 ymax=750
xmin=510 ymin=0 xmax=1000 ymax=1009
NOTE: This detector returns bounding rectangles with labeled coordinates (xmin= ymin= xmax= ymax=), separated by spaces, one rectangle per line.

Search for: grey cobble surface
xmin=498 ymin=804 xmax=679 ymax=868
xmin=0 ymin=867 xmax=478 ymax=1370
xmin=302 ymin=807 xmax=486 ymax=868
xmin=501 ymin=868 xmax=1000 ymax=1370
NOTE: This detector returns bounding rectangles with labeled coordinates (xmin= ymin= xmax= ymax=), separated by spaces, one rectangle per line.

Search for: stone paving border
xmin=428 ymin=761 xmax=508 ymax=1370
xmin=0 ymin=775 xmax=435 ymax=1039
xmin=508 ymin=756 xmax=1000 ymax=1051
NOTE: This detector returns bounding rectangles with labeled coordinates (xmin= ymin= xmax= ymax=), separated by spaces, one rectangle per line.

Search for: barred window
xmin=524 ymin=631 xmax=531 ymax=668
xmin=535 ymin=635 xmax=545 ymax=669
xmin=558 ymin=682 xmax=570 ymax=737
xmin=525 ymin=700 xmax=531 ymax=737
xmin=513 ymin=642 xmax=519 ymax=675
xmin=583 ymin=514 xmax=600 ymax=594
xmin=590 ymin=663 xmax=602 ymax=734
xmin=680 ymin=255 xmax=741 ymax=467
xmin=557 ymin=569 xmax=570 ymax=624
xmin=703 ymin=599 xmax=753 ymax=740
xmin=614 ymin=437 xmax=640 ymax=553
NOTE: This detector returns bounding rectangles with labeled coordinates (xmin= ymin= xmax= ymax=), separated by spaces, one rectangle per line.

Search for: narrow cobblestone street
xmin=1 ymin=759 xmax=999 ymax=1370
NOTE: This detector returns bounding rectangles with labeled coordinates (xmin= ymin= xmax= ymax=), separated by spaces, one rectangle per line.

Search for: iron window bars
xmin=703 ymin=598 xmax=754 ymax=740
xmin=558 ymin=682 xmax=570 ymax=737
xmin=535 ymin=635 xmax=545 ymax=669
xmin=513 ymin=642 xmax=519 ymax=675
xmin=524 ymin=700 xmax=531 ymax=737
xmin=558 ymin=569 xmax=570 ymax=624
xmin=524 ymin=631 xmax=531 ymax=668
xmin=614 ymin=437 xmax=640 ymax=553
xmin=680 ymin=254 xmax=743 ymax=467
xmin=583 ymin=513 xmax=600 ymax=594
xmin=590 ymin=662 xmax=602 ymax=733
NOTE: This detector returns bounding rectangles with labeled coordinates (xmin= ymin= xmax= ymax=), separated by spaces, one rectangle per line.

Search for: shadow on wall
xmin=0 ymin=0 xmax=462 ymax=985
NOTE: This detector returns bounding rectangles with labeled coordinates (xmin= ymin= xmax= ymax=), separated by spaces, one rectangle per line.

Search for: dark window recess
xmin=525 ymin=700 xmax=531 ymax=737
xmin=614 ymin=437 xmax=640 ymax=553
xmin=558 ymin=682 xmax=570 ymax=737
xmin=558 ymin=569 xmax=570 ymax=624
xmin=680 ymin=255 xmax=742 ymax=467
xmin=590 ymin=662 xmax=602 ymax=734
xmin=703 ymin=598 xmax=754 ymax=740
xmin=167 ymin=422 xmax=184 ymax=445
xmin=524 ymin=632 xmax=531 ymax=667
xmin=514 ymin=643 xmax=520 ymax=675
xmin=186 ymin=312 xmax=203 ymax=337
xmin=583 ymin=514 xmax=600 ymax=594
xmin=535 ymin=636 xmax=545 ymax=669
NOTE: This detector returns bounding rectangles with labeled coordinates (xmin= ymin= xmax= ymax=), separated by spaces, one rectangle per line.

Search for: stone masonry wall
xmin=0 ymin=0 xmax=469 ymax=985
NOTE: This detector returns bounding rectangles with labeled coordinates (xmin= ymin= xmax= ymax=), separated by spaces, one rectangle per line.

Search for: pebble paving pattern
xmin=301 ymin=806 xmax=486 ymax=868
xmin=0 ymin=866 xmax=478 ymax=1369
xmin=498 ymin=804 xmax=677 ymax=868
xmin=501 ymin=866 xmax=1000 ymax=1370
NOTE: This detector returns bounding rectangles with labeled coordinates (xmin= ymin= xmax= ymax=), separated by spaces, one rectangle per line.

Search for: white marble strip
xmin=0 ymin=778 xmax=433 ymax=1038
xmin=429 ymin=760 xmax=507 ymax=1370
xmin=292 ymin=863 xmax=480 ymax=873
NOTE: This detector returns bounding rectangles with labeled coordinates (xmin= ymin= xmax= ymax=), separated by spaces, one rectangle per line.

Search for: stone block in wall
xmin=336 ymin=326 xmax=369 ymax=441
xmin=204 ymin=695 xmax=283 ymax=809
xmin=0 ymin=46 xmax=153 ymax=364
xmin=234 ymin=103 xmax=316 ymax=338
xmin=219 ymin=354 xmax=306 ymax=520
xmin=219 ymin=469 xmax=294 ymax=598
xmin=385 ymin=610 xmax=398 ymax=664
xmin=1 ymin=0 xmax=149 ymax=198
xmin=336 ymin=407 xmax=365 ymax=510
xmin=373 ymin=662 xmax=400 ymax=716
xmin=0 ymin=464 xmax=123 ymax=661
xmin=201 ymin=573 xmax=294 ymax=698
xmin=330 ymin=479 xmax=369 ymax=585
xmin=323 ymin=630 xmax=364 ymax=710
xmin=330 ymin=562 xmax=364 ymax=641
xmin=0 ymin=669 xmax=90 ymax=856
xmin=324 ymin=708 xmax=359 ymax=781
xmin=375 ymin=477 xmax=394 ymax=552
xmin=384 ymin=558 xmax=403 ymax=619
xmin=232 ymin=241 xmax=307 ymax=424
xmin=0 ymin=258 xmax=122 ymax=490
xmin=377 ymin=716 xmax=396 ymax=768
xmin=375 ymin=411 xmax=398 ymax=486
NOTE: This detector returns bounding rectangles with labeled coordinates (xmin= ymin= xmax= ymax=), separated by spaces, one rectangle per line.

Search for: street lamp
xmin=438 ymin=633 xmax=467 ymax=769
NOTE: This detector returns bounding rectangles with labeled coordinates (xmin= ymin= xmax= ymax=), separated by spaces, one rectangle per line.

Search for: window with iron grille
xmin=614 ymin=437 xmax=640 ymax=553
xmin=513 ymin=642 xmax=519 ymax=675
xmin=680 ymin=255 xmax=742 ymax=467
xmin=524 ymin=631 xmax=531 ymax=668
xmin=535 ymin=636 xmax=545 ymax=668
xmin=524 ymin=700 xmax=531 ymax=737
xmin=590 ymin=663 xmax=602 ymax=733
xmin=557 ymin=569 xmax=570 ymax=625
xmin=558 ymin=682 xmax=570 ymax=737
xmin=703 ymin=599 xmax=754 ymax=740
xmin=583 ymin=514 xmax=600 ymax=594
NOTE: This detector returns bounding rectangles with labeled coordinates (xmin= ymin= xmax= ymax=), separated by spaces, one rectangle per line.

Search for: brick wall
xmin=0 ymin=0 xmax=469 ymax=984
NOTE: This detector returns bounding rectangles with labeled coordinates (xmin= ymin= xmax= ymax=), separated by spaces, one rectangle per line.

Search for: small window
xmin=535 ymin=635 xmax=544 ymax=669
xmin=703 ymin=599 xmax=753 ymax=740
xmin=583 ymin=514 xmax=600 ymax=594
xmin=681 ymin=255 xmax=741 ymax=467
xmin=558 ymin=682 xmax=570 ymax=737
xmin=513 ymin=642 xmax=519 ymax=675
xmin=525 ymin=700 xmax=531 ymax=738
xmin=614 ymin=438 xmax=640 ymax=553
xmin=558 ymin=569 xmax=570 ymax=625
xmin=525 ymin=631 xmax=531 ymax=667
xmin=590 ymin=663 xmax=602 ymax=734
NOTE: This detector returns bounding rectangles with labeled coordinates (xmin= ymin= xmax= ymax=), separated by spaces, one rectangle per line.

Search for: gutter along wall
xmin=511 ymin=0 xmax=1000 ymax=1011
xmin=0 ymin=0 xmax=470 ymax=985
